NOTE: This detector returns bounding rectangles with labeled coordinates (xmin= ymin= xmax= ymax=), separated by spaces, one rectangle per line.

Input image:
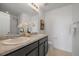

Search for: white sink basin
xmin=2 ymin=37 xmax=30 ymax=45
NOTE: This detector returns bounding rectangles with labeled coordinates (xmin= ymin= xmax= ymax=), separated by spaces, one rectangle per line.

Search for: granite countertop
xmin=0 ymin=33 xmax=48 ymax=56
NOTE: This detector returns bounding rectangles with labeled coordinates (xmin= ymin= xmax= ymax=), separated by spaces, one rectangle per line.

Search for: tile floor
xmin=47 ymin=47 xmax=72 ymax=56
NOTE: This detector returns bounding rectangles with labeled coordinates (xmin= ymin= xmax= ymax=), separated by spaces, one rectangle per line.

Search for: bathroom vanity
xmin=0 ymin=34 xmax=48 ymax=56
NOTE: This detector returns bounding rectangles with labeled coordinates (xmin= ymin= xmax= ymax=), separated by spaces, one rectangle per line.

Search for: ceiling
xmin=41 ymin=3 xmax=72 ymax=13
xmin=0 ymin=3 xmax=72 ymax=16
xmin=0 ymin=3 xmax=38 ymax=16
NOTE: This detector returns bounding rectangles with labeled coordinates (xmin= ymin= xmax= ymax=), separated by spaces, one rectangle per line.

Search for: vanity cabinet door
xmin=45 ymin=40 xmax=48 ymax=55
xmin=39 ymin=43 xmax=45 ymax=56
xmin=38 ymin=36 xmax=48 ymax=56
xmin=26 ymin=48 xmax=38 ymax=56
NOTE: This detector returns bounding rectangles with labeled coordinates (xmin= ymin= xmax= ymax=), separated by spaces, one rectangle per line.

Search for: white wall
xmin=0 ymin=11 xmax=10 ymax=35
xmin=31 ymin=14 xmax=39 ymax=33
xmin=72 ymin=4 xmax=79 ymax=55
xmin=45 ymin=5 xmax=72 ymax=52
xmin=18 ymin=13 xmax=30 ymax=32
xmin=19 ymin=13 xmax=40 ymax=33
xmin=19 ymin=13 xmax=30 ymax=23
xmin=10 ymin=15 xmax=18 ymax=34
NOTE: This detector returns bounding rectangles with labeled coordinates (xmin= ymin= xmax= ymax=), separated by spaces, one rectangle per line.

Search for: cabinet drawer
xmin=39 ymin=36 xmax=48 ymax=44
xmin=6 ymin=41 xmax=38 ymax=56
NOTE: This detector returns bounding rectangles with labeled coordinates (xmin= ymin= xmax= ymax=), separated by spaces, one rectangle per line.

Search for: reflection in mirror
xmin=0 ymin=11 xmax=19 ymax=37
xmin=0 ymin=3 xmax=40 ymax=38
xmin=0 ymin=11 xmax=10 ymax=36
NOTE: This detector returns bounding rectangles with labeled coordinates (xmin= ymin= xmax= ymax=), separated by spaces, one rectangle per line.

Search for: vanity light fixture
xmin=27 ymin=3 xmax=40 ymax=12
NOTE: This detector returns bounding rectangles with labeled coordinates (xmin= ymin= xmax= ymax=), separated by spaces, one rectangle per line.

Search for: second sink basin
xmin=1 ymin=37 xmax=30 ymax=45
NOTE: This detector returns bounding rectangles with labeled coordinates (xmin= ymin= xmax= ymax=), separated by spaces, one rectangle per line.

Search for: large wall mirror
xmin=0 ymin=3 xmax=39 ymax=37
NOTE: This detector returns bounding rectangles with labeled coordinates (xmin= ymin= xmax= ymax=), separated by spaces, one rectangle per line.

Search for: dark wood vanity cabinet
xmin=27 ymin=48 xmax=38 ymax=56
xmin=5 ymin=36 xmax=48 ymax=56
xmin=39 ymin=43 xmax=45 ymax=56
xmin=45 ymin=40 xmax=48 ymax=55
xmin=39 ymin=36 xmax=48 ymax=56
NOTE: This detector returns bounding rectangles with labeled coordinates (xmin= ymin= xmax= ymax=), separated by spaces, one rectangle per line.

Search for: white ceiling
xmin=0 ymin=3 xmax=38 ymax=16
xmin=40 ymin=3 xmax=72 ymax=13
xmin=0 ymin=3 xmax=72 ymax=16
